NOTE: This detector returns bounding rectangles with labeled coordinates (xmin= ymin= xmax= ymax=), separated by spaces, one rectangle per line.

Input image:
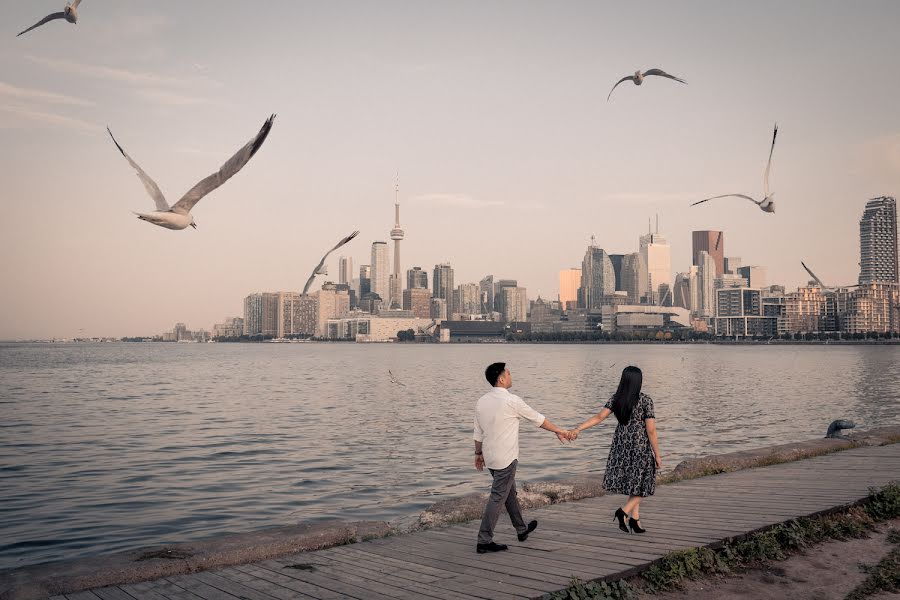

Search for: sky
xmin=1 ymin=1 xmax=899 ymax=339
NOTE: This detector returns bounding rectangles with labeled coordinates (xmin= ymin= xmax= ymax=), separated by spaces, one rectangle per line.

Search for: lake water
xmin=2 ymin=342 xmax=899 ymax=570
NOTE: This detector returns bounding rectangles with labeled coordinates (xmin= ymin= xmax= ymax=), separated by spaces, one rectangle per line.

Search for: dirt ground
xmin=645 ymin=518 xmax=900 ymax=600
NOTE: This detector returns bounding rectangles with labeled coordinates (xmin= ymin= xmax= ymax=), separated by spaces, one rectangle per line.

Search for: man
xmin=473 ymin=362 xmax=571 ymax=553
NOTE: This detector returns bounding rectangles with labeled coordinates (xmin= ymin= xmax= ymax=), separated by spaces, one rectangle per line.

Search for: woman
xmin=571 ymin=366 xmax=661 ymax=534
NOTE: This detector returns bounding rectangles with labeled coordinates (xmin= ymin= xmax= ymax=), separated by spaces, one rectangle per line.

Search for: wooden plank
xmin=254 ymin=559 xmax=403 ymax=600
xmin=212 ymin=567 xmax=319 ymax=600
xmin=117 ymin=582 xmax=173 ymax=600
xmin=91 ymin=587 xmax=143 ymax=600
xmin=65 ymin=592 xmax=103 ymax=600
xmin=234 ymin=564 xmax=353 ymax=600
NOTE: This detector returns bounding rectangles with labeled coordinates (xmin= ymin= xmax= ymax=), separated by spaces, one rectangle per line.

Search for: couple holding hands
xmin=473 ymin=362 xmax=662 ymax=554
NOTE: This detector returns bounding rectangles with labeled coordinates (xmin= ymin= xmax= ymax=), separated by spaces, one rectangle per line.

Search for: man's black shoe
xmin=518 ymin=520 xmax=538 ymax=542
xmin=476 ymin=542 xmax=508 ymax=554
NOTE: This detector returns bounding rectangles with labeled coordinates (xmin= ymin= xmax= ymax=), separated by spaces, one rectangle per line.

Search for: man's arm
xmin=512 ymin=395 xmax=571 ymax=444
xmin=540 ymin=419 xmax=573 ymax=444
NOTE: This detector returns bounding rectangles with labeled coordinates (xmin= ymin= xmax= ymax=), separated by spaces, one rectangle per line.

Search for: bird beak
xmin=190 ymin=222 xmax=197 ymax=229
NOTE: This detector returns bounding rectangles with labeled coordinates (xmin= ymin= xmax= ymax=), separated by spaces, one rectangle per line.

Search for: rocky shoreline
xmin=3 ymin=425 xmax=899 ymax=600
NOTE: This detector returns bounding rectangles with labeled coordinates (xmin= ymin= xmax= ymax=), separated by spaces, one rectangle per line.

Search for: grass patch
xmin=845 ymin=529 xmax=900 ymax=599
xmin=544 ymin=481 xmax=900 ymax=598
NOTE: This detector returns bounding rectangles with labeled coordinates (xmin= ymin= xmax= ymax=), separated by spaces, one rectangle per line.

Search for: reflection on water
xmin=1 ymin=342 xmax=898 ymax=570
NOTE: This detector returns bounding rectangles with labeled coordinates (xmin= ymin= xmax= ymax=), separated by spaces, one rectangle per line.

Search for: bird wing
xmin=107 ymin=127 xmax=170 ymax=211
xmin=17 ymin=12 xmax=66 ymax=36
xmin=642 ymin=68 xmax=687 ymax=84
xmin=691 ymin=193 xmax=760 ymax=207
xmin=171 ymin=114 xmax=275 ymax=215
xmin=764 ymin=122 xmax=778 ymax=198
xmin=70 ymin=0 xmax=83 ymax=8
xmin=301 ymin=230 xmax=359 ymax=295
xmin=607 ymin=75 xmax=635 ymax=101
xmin=800 ymin=261 xmax=827 ymax=289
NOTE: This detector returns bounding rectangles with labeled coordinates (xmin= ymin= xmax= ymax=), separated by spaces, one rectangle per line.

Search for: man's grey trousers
xmin=478 ymin=459 xmax=528 ymax=544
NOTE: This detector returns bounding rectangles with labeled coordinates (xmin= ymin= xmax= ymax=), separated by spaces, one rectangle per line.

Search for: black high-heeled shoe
xmin=628 ymin=517 xmax=646 ymax=534
xmin=613 ymin=508 xmax=629 ymax=533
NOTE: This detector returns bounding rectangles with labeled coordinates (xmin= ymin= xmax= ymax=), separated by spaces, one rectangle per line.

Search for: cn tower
xmin=389 ymin=175 xmax=404 ymax=308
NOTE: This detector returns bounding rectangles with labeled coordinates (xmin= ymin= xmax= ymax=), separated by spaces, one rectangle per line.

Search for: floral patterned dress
xmin=602 ymin=392 xmax=657 ymax=497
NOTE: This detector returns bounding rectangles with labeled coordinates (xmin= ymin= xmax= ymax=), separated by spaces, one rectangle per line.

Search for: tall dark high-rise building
xmin=609 ymin=254 xmax=625 ymax=291
xmin=859 ymin=196 xmax=898 ymax=284
xmin=579 ymin=245 xmax=615 ymax=309
xmin=433 ymin=263 xmax=455 ymax=316
xmin=692 ymin=230 xmax=725 ymax=277
xmin=407 ymin=267 xmax=428 ymax=289
xmin=359 ymin=265 xmax=372 ymax=297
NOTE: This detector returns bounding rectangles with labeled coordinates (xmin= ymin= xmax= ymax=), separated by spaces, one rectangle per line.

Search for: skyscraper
xmin=859 ymin=196 xmax=898 ymax=284
xmin=316 ymin=282 xmax=350 ymax=337
xmin=502 ymin=287 xmax=528 ymax=322
xmin=359 ymin=264 xmax=372 ymax=297
xmin=580 ymin=244 xmax=615 ymax=310
xmin=455 ymin=283 xmax=480 ymax=315
xmin=558 ymin=268 xmax=581 ymax=309
xmin=640 ymin=228 xmax=672 ymax=305
xmin=407 ymin=267 xmax=428 ymax=289
xmin=479 ymin=275 xmax=495 ymax=314
xmin=338 ymin=256 xmax=353 ymax=285
xmin=494 ymin=279 xmax=518 ymax=314
xmin=621 ymin=252 xmax=647 ymax=304
xmin=608 ymin=254 xmax=625 ymax=292
xmin=698 ymin=250 xmax=716 ymax=318
xmin=693 ymin=230 xmax=725 ymax=277
xmin=370 ymin=242 xmax=390 ymax=301
xmin=673 ymin=272 xmax=692 ymax=311
xmin=737 ymin=265 xmax=767 ymax=289
xmin=390 ymin=181 xmax=405 ymax=307
xmin=433 ymin=263 xmax=455 ymax=316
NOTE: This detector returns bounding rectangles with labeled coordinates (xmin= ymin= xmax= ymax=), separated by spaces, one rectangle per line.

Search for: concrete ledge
xmin=0 ymin=520 xmax=390 ymax=600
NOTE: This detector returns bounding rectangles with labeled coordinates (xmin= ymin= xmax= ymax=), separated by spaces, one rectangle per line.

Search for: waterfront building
xmin=493 ymin=279 xmax=518 ymax=314
xmin=278 ymin=291 xmax=317 ymax=337
xmin=693 ymin=230 xmax=725 ymax=277
xmin=714 ymin=288 xmax=778 ymax=337
xmin=326 ymin=315 xmax=433 ymax=342
xmin=783 ymin=286 xmax=828 ymax=333
xmin=430 ymin=297 xmax=447 ymax=321
xmin=859 ymin=196 xmax=898 ymax=284
xmin=243 ymin=292 xmax=279 ymax=337
xmin=838 ymin=282 xmax=900 ymax=334
xmin=316 ymin=282 xmax=350 ymax=337
xmin=212 ymin=317 xmax=244 ymax=339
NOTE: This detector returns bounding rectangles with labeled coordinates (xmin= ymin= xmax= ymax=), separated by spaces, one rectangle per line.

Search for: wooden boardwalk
xmin=56 ymin=444 xmax=900 ymax=600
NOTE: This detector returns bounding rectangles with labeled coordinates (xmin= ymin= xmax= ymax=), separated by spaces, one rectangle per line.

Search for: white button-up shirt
xmin=473 ymin=387 xmax=546 ymax=470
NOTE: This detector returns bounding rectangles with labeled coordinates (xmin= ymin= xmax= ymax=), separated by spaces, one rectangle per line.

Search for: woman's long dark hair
xmin=611 ymin=366 xmax=643 ymax=425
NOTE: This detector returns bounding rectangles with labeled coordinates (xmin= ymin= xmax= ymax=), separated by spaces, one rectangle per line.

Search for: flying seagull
xmin=388 ymin=370 xmax=406 ymax=386
xmin=18 ymin=0 xmax=82 ymax=37
xmin=607 ymin=68 xmax=686 ymax=101
xmin=301 ymin=231 xmax=360 ymax=295
xmin=691 ymin=123 xmax=778 ymax=213
xmin=108 ymin=114 xmax=275 ymax=230
xmin=800 ymin=261 xmax=859 ymax=291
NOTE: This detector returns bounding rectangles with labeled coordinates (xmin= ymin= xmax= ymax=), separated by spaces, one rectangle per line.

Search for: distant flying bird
xmin=108 ymin=114 xmax=275 ymax=230
xmin=800 ymin=261 xmax=859 ymax=291
xmin=388 ymin=370 xmax=406 ymax=386
xmin=691 ymin=123 xmax=778 ymax=213
xmin=302 ymin=231 xmax=360 ymax=295
xmin=607 ymin=68 xmax=687 ymax=101
xmin=18 ymin=0 xmax=82 ymax=37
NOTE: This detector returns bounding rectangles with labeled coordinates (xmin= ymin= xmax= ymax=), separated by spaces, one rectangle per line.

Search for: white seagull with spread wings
xmin=18 ymin=0 xmax=82 ymax=37
xmin=108 ymin=114 xmax=275 ymax=230
xmin=302 ymin=231 xmax=360 ymax=295
xmin=607 ymin=68 xmax=687 ymax=101
xmin=388 ymin=370 xmax=406 ymax=386
xmin=800 ymin=261 xmax=859 ymax=291
xmin=692 ymin=123 xmax=779 ymax=213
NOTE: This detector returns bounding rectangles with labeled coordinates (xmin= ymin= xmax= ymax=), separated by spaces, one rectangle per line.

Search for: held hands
xmin=555 ymin=429 xmax=579 ymax=444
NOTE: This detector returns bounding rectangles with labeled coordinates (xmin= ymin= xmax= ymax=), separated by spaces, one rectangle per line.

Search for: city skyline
xmin=2 ymin=2 xmax=900 ymax=338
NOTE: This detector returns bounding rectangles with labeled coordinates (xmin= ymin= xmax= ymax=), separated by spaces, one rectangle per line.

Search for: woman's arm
xmin=574 ymin=408 xmax=612 ymax=434
xmin=645 ymin=418 xmax=662 ymax=468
